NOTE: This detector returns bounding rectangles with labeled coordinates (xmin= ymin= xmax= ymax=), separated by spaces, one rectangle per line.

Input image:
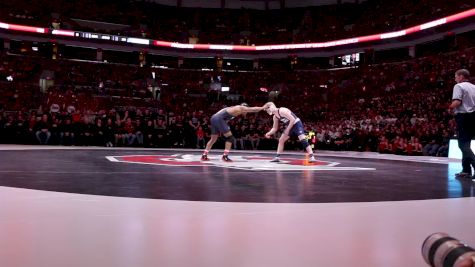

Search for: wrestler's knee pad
xmin=224 ymin=135 xmax=235 ymax=144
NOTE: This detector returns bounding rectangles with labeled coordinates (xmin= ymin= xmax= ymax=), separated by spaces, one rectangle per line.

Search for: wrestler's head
xmin=264 ymin=102 xmax=277 ymax=115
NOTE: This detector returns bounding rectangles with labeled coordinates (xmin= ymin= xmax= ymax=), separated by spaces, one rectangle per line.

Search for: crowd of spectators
xmin=0 ymin=0 xmax=472 ymax=45
xmin=1 ymin=45 xmax=475 ymax=157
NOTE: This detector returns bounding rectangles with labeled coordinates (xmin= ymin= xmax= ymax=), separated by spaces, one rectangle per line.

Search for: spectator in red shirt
xmin=196 ymin=126 xmax=205 ymax=149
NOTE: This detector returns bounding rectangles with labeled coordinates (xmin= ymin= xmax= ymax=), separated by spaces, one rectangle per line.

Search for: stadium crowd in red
xmin=1 ymin=46 xmax=474 ymax=157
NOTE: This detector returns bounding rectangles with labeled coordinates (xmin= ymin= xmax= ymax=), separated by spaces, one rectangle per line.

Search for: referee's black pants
xmin=455 ymin=112 xmax=475 ymax=174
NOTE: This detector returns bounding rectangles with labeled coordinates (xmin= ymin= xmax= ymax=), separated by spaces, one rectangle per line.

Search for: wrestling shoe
xmin=201 ymin=154 xmax=209 ymax=161
xmin=307 ymin=156 xmax=317 ymax=163
xmin=270 ymin=157 xmax=280 ymax=162
xmin=222 ymin=155 xmax=232 ymax=162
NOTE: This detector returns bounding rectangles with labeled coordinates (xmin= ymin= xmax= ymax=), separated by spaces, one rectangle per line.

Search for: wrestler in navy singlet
xmin=276 ymin=108 xmax=305 ymax=136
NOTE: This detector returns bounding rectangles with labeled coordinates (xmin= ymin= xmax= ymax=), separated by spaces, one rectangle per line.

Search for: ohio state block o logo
xmin=106 ymin=154 xmax=375 ymax=171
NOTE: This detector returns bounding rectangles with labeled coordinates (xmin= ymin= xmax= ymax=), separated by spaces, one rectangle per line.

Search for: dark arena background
xmin=1 ymin=0 xmax=475 ymax=266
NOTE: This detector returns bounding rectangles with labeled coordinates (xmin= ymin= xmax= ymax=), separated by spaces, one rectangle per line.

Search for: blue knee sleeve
xmin=301 ymin=139 xmax=310 ymax=150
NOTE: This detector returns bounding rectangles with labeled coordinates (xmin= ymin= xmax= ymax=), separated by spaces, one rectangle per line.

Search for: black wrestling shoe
xmin=222 ymin=155 xmax=232 ymax=162
xmin=201 ymin=154 xmax=209 ymax=161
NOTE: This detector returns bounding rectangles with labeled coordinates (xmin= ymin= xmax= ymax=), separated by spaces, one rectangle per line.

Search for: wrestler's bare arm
xmin=242 ymin=106 xmax=264 ymax=113
xmin=265 ymin=116 xmax=280 ymax=137
xmin=228 ymin=105 xmax=263 ymax=116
